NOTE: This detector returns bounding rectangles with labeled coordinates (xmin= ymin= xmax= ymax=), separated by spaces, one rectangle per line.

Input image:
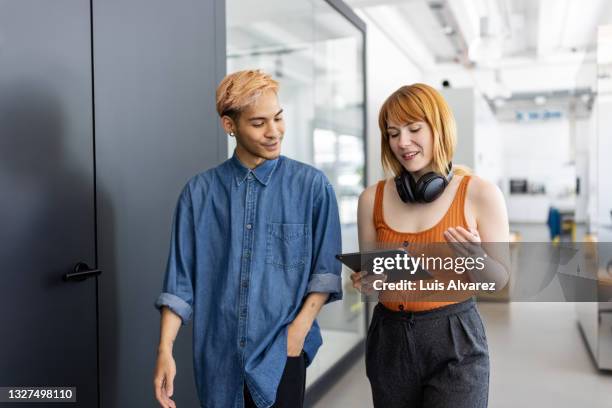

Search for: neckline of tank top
xmin=377 ymin=175 xmax=471 ymax=236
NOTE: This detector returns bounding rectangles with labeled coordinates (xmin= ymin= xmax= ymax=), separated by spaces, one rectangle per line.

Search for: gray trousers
xmin=366 ymin=298 xmax=490 ymax=408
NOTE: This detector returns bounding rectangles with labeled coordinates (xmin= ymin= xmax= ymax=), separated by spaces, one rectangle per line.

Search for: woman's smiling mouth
xmin=401 ymin=151 xmax=419 ymax=160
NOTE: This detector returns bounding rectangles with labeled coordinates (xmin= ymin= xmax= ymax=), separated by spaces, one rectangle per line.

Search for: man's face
xmin=233 ymin=90 xmax=285 ymax=164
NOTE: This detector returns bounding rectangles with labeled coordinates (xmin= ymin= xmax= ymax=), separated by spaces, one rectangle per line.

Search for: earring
xmin=229 ymin=131 xmax=235 ymax=137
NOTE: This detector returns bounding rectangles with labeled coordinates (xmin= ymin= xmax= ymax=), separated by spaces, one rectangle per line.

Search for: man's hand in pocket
xmin=287 ymin=318 xmax=310 ymax=357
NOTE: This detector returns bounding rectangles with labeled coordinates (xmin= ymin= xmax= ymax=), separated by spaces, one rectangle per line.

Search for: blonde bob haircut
xmin=378 ymin=83 xmax=470 ymax=177
xmin=216 ymin=69 xmax=279 ymax=119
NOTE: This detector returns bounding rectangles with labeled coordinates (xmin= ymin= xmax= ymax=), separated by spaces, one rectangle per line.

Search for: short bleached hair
xmin=216 ymin=70 xmax=279 ymax=119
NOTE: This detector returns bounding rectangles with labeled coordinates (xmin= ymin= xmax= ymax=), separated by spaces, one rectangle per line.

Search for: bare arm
xmin=287 ymin=292 xmax=329 ymax=356
xmin=446 ymin=177 xmax=511 ymax=289
xmin=472 ymin=178 xmax=510 ymax=288
xmin=350 ymin=185 xmax=380 ymax=292
xmin=357 ymin=184 xmax=378 ymax=252
xmin=153 ymin=307 xmax=182 ymax=408
xmin=158 ymin=307 xmax=182 ymax=352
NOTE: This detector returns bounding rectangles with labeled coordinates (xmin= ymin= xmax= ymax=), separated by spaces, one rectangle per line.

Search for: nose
xmin=397 ymin=129 xmax=413 ymax=148
xmin=266 ymin=121 xmax=283 ymax=139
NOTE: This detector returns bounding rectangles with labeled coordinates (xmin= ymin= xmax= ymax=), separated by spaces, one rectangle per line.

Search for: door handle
xmin=64 ymin=262 xmax=102 ymax=282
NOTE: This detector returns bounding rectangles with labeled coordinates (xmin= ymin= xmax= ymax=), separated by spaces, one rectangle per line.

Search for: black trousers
xmin=244 ymin=352 xmax=306 ymax=408
xmin=366 ymin=298 xmax=490 ymax=408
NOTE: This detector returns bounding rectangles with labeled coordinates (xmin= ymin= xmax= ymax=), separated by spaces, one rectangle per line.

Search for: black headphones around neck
xmin=394 ymin=163 xmax=453 ymax=203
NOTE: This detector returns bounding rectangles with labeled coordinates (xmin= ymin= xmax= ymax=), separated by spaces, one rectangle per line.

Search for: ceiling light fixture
xmin=534 ymin=96 xmax=547 ymax=106
xmin=468 ymin=16 xmax=503 ymax=66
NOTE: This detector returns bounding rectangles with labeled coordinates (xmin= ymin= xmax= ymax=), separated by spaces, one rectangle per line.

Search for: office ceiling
xmin=346 ymin=0 xmax=610 ymax=117
xmin=226 ymin=0 xmax=610 ymax=117
xmin=346 ymin=0 xmax=612 ymax=66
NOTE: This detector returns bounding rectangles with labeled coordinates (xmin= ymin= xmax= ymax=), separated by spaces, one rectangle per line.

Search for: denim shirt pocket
xmin=265 ymin=222 xmax=309 ymax=270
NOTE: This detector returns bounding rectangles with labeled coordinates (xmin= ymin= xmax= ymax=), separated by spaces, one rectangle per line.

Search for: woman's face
xmin=387 ymin=119 xmax=434 ymax=177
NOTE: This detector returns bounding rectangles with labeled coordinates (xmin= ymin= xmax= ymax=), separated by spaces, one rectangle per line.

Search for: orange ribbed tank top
xmin=373 ymin=175 xmax=472 ymax=312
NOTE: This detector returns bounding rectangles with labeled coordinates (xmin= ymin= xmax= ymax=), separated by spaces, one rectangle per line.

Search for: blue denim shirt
xmin=155 ymin=152 xmax=342 ymax=408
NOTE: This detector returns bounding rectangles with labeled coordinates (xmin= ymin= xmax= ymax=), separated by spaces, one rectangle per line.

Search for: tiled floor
xmin=312 ymin=301 xmax=612 ymax=408
xmin=306 ymin=329 xmax=362 ymax=388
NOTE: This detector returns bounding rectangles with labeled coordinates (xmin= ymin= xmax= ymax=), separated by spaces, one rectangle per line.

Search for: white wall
xmin=440 ymin=88 xmax=503 ymax=187
xmin=574 ymin=117 xmax=592 ymax=224
xmin=500 ymin=119 xmax=580 ymax=223
xmin=474 ymin=93 xmax=503 ymax=186
xmin=441 ymin=88 xmax=476 ymax=170
xmin=596 ymin=26 xmax=612 ymax=229
xmin=596 ymin=94 xmax=612 ymax=227
xmin=358 ymin=11 xmax=422 ymax=185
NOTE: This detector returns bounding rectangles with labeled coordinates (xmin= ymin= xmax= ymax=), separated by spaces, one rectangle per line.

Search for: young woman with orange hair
xmin=351 ymin=83 xmax=509 ymax=407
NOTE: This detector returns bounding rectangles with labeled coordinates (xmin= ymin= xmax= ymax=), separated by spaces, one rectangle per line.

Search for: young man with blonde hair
xmin=153 ymin=70 xmax=342 ymax=408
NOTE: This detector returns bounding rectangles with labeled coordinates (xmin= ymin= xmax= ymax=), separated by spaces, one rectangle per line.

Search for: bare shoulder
xmin=358 ymin=181 xmax=382 ymax=207
xmin=465 ymin=175 xmax=510 ymax=240
xmin=466 ymin=174 xmax=505 ymax=210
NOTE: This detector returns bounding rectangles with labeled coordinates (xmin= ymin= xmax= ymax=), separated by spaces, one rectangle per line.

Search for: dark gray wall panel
xmin=0 ymin=1 xmax=98 ymax=406
xmin=93 ymin=0 xmax=226 ymax=406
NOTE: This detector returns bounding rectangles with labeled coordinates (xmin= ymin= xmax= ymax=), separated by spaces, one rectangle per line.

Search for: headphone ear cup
xmin=394 ymin=171 xmax=416 ymax=203
xmin=405 ymin=172 xmax=418 ymax=203
xmin=417 ymin=172 xmax=448 ymax=203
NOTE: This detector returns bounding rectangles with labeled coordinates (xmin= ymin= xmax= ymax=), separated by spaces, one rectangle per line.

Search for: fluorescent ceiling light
xmin=362 ymin=5 xmax=436 ymax=69
xmin=494 ymin=98 xmax=506 ymax=107
xmin=598 ymin=25 xmax=612 ymax=65
xmin=534 ymin=95 xmax=547 ymax=106
xmin=450 ymin=0 xmax=507 ymax=66
xmin=560 ymin=0 xmax=607 ymax=49
xmin=537 ymin=0 xmax=570 ymax=56
xmin=468 ymin=16 xmax=503 ymax=66
xmin=447 ymin=0 xmax=481 ymax=45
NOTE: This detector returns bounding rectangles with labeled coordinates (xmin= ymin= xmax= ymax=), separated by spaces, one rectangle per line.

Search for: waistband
xmin=375 ymin=296 xmax=476 ymax=321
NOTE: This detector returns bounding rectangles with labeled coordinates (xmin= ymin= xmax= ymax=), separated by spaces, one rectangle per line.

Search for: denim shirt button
xmin=239 ymin=340 xmax=245 ymax=348
xmin=246 ymin=224 xmax=252 ymax=230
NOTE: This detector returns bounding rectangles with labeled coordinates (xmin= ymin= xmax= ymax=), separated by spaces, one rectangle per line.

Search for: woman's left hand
xmin=444 ymin=226 xmax=484 ymax=258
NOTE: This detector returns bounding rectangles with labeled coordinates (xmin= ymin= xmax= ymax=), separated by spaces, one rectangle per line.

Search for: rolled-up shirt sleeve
xmin=154 ymin=186 xmax=195 ymax=325
xmin=307 ymin=174 xmax=343 ymax=304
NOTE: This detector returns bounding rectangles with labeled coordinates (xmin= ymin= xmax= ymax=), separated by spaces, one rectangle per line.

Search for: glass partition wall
xmin=226 ymin=0 xmax=366 ymax=386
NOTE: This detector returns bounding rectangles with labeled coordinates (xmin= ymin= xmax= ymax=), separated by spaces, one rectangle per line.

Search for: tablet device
xmin=335 ymin=249 xmax=433 ymax=280
xmin=336 ymin=249 xmax=403 ymax=272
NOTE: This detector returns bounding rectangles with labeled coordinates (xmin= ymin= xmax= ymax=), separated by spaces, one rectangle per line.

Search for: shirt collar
xmin=230 ymin=150 xmax=280 ymax=186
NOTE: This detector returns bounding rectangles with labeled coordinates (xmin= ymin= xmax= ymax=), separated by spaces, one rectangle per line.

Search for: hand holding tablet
xmin=337 ymin=248 xmax=434 ymax=294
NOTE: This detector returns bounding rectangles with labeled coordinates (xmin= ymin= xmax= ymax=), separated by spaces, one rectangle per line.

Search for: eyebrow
xmin=248 ymin=109 xmax=284 ymax=121
xmin=387 ymin=122 xmax=421 ymax=130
